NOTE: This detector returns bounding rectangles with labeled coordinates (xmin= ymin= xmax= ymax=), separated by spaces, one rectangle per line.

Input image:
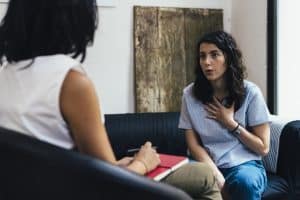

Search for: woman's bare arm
xmin=233 ymin=123 xmax=270 ymax=156
xmin=185 ymin=129 xmax=225 ymax=189
xmin=60 ymin=70 xmax=159 ymax=174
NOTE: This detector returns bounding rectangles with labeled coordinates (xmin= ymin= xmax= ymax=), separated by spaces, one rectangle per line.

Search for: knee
xmin=228 ymin=173 xmax=261 ymax=194
xmin=238 ymin=178 xmax=259 ymax=192
xmin=180 ymin=162 xmax=220 ymax=198
xmin=188 ymin=162 xmax=215 ymax=189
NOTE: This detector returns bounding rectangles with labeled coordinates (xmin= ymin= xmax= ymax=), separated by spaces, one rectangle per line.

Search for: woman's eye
xmin=211 ymin=53 xmax=218 ymax=58
xmin=199 ymin=55 xmax=206 ymax=60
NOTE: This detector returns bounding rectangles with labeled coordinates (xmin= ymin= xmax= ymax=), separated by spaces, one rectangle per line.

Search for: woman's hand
xmin=117 ymin=157 xmax=134 ymax=167
xmin=205 ymin=96 xmax=237 ymax=130
xmin=215 ymin=172 xmax=225 ymax=190
xmin=134 ymin=141 xmax=160 ymax=173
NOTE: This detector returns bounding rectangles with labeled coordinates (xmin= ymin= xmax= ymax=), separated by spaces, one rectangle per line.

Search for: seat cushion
xmin=262 ymin=173 xmax=289 ymax=200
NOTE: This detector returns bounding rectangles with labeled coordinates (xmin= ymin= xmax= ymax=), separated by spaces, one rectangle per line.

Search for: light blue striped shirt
xmin=179 ymin=80 xmax=270 ymax=168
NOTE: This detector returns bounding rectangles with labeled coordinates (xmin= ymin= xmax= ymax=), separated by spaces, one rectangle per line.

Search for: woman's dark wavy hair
xmin=193 ymin=30 xmax=247 ymax=110
xmin=0 ymin=0 xmax=98 ymax=64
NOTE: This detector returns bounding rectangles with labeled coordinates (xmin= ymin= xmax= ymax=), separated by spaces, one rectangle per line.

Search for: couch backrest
xmin=105 ymin=112 xmax=187 ymax=159
xmin=105 ymin=112 xmax=297 ymax=174
xmin=0 ymin=127 xmax=192 ymax=200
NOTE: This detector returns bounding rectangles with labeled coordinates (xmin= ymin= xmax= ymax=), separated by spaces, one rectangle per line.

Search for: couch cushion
xmin=262 ymin=115 xmax=290 ymax=173
xmin=262 ymin=173 xmax=289 ymax=200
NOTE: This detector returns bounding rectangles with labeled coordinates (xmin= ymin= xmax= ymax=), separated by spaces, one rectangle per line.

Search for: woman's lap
xmin=220 ymin=160 xmax=267 ymax=200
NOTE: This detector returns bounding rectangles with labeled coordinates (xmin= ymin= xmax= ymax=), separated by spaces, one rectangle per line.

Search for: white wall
xmin=231 ymin=0 xmax=267 ymax=99
xmin=0 ymin=0 xmax=268 ymax=114
xmin=277 ymin=0 xmax=300 ymax=118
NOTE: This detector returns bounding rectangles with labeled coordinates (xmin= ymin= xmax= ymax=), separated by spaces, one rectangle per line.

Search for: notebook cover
xmin=146 ymin=154 xmax=188 ymax=181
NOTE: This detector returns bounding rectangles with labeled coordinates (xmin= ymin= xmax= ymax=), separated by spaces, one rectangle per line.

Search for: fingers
xmin=142 ymin=142 xmax=159 ymax=158
xmin=205 ymin=104 xmax=217 ymax=115
xmin=117 ymin=157 xmax=134 ymax=167
xmin=207 ymin=102 xmax=218 ymax=110
xmin=205 ymin=103 xmax=218 ymax=120
xmin=144 ymin=141 xmax=152 ymax=147
xmin=213 ymin=96 xmax=223 ymax=107
xmin=142 ymin=141 xmax=158 ymax=152
xmin=134 ymin=142 xmax=160 ymax=173
xmin=206 ymin=114 xmax=217 ymax=119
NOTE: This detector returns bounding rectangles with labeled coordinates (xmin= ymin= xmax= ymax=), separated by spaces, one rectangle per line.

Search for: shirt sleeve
xmin=246 ymin=86 xmax=270 ymax=126
xmin=178 ymin=94 xmax=193 ymax=129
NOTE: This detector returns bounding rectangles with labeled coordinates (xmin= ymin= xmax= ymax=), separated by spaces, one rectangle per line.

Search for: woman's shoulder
xmin=36 ymin=54 xmax=80 ymax=66
xmin=182 ymin=82 xmax=194 ymax=95
xmin=244 ymin=80 xmax=262 ymax=94
xmin=243 ymin=80 xmax=265 ymax=101
xmin=36 ymin=54 xmax=85 ymax=74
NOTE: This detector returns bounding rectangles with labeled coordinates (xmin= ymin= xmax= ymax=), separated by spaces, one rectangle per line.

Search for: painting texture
xmin=134 ymin=6 xmax=223 ymax=112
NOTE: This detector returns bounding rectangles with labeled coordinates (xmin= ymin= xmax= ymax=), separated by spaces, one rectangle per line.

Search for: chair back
xmin=0 ymin=127 xmax=192 ymax=200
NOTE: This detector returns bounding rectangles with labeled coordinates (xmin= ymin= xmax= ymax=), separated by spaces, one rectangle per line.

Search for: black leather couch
xmin=104 ymin=112 xmax=300 ymax=200
xmin=0 ymin=127 xmax=192 ymax=200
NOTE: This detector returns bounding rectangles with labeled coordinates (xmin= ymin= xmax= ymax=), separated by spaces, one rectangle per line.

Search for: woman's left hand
xmin=205 ymin=96 xmax=236 ymax=129
xmin=117 ymin=157 xmax=134 ymax=167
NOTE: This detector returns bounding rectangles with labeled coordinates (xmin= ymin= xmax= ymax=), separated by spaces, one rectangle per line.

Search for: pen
xmin=127 ymin=146 xmax=158 ymax=154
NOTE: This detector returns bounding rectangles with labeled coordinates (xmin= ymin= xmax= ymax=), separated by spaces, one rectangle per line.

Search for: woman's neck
xmin=211 ymin=79 xmax=228 ymax=100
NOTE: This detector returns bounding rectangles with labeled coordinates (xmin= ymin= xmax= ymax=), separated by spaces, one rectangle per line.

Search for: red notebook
xmin=146 ymin=153 xmax=189 ymax=181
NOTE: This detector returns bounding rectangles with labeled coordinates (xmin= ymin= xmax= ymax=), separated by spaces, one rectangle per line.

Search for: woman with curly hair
xmin=179 ymin=30 xmax=270 ymax=200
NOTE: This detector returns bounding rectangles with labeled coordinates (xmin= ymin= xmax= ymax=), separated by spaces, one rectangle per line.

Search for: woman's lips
xmin=204 ymin=70 xmax=214 ymax=75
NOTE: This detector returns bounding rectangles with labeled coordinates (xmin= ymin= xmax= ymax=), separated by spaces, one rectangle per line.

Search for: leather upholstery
xmin=277 ymin=121 xmax=300 ymax=199
xmin=0 ymin=127 xmax=192 ymax=200
xmin=1 ymin=113 xmax=298 ymax=199
xmin=263 ymin=173 xmax=289 ymax=200
xmin=105 ymin=112 xmax=187 ymax=159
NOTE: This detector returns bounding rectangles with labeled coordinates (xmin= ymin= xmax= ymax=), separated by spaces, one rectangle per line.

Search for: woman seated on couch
xmin=0 ymin=0 xmax=221 ymax=199
xmin=179 ymin=31 xmax=270 ymax=200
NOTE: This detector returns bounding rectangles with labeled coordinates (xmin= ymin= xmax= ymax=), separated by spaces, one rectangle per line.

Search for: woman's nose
xmin=201 ymin=56 xmax=212 ymax=66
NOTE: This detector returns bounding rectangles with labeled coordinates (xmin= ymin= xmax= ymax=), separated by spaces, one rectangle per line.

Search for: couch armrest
xmin=277 ymin=120 xmax=300 ymax=199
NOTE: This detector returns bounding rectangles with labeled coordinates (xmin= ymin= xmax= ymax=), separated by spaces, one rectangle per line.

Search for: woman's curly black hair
xmin=0 ymin=0 xmax=98 ymax=64
xmin=193 ymin=30 xmax=247 ymax=110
